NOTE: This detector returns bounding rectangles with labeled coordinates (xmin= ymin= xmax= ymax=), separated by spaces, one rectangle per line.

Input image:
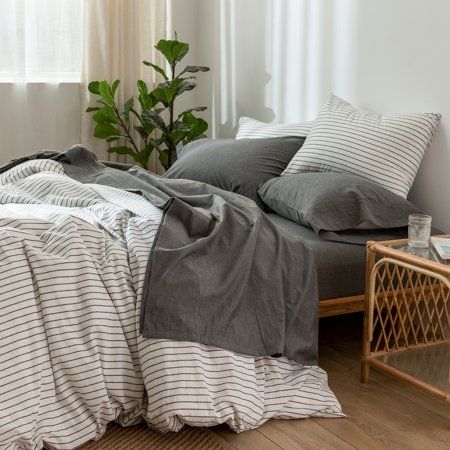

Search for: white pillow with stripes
xmin=236 ymin=116 xmax=313 ymax=139
xmin=282 ymin=94 xmax=441 ymax=198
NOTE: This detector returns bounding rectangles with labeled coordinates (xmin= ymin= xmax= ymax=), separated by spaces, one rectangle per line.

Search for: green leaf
xmin=168 ymin=78 xmax=184 ymax=88
xmin=97 ymin=99 xmax=113 ymax=107
xmin=139 ymin=94 xmax=157 ymax=111
xmin=94 ymin=123 xmax=121 ymax=139
xmin=99 ymin=81 xmax=116 ymax=107
xmin=143 ymin=61 xmax=168 ymax=80
xmin=172 ymin=41 xmax=189 ymax=63
xmin=177 ymin=80 xmax=197 ymax=96
xmin=88 ymin=81 xmax=100 ymax=95
xmin=179 ymin=65 xmax=210 ymax=76
xmin=106 ymin=136 xmax=121 ymax=143
xmin=86 ymin=107 xmax=100 ymax=113
xmin=182 ymin=112 xmax=208 ymax=142
xmin=122 ymin=97 xmax=134 ymax=121
xmin=142 ymin=109 xmax=167 ymax=131
xmin=112 ymin=79 xmax=120 ymax=95
xmin=133 ymin=144 xmax=154 ymax=168
xmin=157 ymin=148 xmax=169 ymax=169
xmin=171 ymin=128 xmax=188 ymax=146
xmin=131 ymin=108 xmax=154 ymax=133
xmin=163 ymin=77 xmax=196 ymax=96
xmin=155 ymin=38 xmax=189 ymax=65
xmin=177 ymin=106 xmax=207 ymax=118
xmin=134 ymin=125 xmax=149 ymax=140
xmin=92 ymin=107 xmax=119 ymax=124
xmin=137 ymin=80 xmax=148 ymax=97
xmin=151 ymin=85 xmax=178 ymax=106
xmin=108 ymin=146 xmax=136 ymax=157
xmin=137 ymin=80 xmax=158 ymax=110
xmin=148 ymin=137 xmax=164 ymax=147
xmin=171 ymin=119 xmax=189 ymax=131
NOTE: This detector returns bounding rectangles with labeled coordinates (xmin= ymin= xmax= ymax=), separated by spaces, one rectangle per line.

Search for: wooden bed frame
xmin=319 ymin=294 xmax=365 ymax=318
xmin=318 ymin=246 xmax=373 ymax=318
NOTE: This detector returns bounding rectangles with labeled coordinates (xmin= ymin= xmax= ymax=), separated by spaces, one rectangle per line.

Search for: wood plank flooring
xmin=210 ymin=313 xmax=449 ymax=449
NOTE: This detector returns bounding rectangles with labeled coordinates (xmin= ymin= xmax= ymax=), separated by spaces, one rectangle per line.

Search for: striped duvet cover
xmin=0 ymin=160 xmax=343 ymax=450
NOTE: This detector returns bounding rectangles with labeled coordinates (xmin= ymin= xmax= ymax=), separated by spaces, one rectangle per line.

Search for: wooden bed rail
xmin=319 ymin=294 xmax=365 ymax=317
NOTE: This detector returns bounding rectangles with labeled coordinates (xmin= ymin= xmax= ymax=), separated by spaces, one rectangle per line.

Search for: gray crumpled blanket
xmin=2 ymin=146 xmax=319 ymax=364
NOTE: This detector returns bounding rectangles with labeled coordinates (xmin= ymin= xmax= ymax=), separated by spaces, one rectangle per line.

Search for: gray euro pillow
xmin=164 ymin=136 xmax=305 ymax=209
xmin=258 ymin=172 xmax=422 ymax=233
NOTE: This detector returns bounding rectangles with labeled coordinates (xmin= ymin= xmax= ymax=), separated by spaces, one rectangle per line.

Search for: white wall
xmin=170 ymin=0 xmax=200 ymax=116
xmin=0 ymin=83 xmax=81 ymax=164
xmin=193 ymin=0 xmax=450 ymax=231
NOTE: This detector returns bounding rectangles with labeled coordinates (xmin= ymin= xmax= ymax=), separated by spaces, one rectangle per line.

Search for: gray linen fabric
xmin=164 ymin=137 xmax=305 ymax=209
xmin=259 ymin=172 xmax=422 ymax=243
xmin=266 ymin=214 xmax=367 ymax=300
xmin=40 ymin=146 xmax=319 ymax=364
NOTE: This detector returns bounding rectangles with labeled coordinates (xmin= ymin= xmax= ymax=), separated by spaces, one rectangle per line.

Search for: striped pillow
xmin=236 ymin=116 xmax=313 ymax=139
xmin=282 ymin=94 xmax=441 ymax=198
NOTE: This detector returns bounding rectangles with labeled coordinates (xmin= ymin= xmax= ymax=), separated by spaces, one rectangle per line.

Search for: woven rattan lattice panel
xmin=370 ymin=258 xmax=450 ymax=354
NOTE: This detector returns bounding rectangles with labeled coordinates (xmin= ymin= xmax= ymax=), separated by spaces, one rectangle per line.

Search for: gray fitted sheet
xmin=266 ymin=214 xmax=439 ymax=300
xmin=266 ymin=213 xmax=367 ymax=300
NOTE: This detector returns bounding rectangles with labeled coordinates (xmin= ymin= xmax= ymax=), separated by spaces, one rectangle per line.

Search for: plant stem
xmin=167 ymin=61 xmax=177 ymax=168
xmin=114 ymin=106 xmax=140 ymax=154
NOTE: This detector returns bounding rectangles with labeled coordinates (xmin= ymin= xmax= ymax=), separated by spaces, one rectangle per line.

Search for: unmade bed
xmin=0 ymin=155 xmax=343 ymax=450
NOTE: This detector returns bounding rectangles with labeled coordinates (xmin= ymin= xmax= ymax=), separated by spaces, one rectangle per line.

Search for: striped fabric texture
xmin=282 ymin=94 xmax=441 ymax=198
xmin=236 ymin=116 xmax=313 ymax=139
xmin=0 ymin=160 xmax=343 ymax=450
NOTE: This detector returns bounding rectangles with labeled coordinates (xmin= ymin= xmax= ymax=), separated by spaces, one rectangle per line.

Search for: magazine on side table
xmin=431 ymin=237 xmax=450 ymax=260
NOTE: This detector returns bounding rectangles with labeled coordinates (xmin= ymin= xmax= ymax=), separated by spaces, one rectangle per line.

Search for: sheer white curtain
xmin=0 ymin=0 xmax=168 ymax=166
xmin=0 ymin=0 xmax=83 ymax=164
xmin=0 ymin=0 xmax=82 ymax=82
xmin=81 ymin=0 xmax=168 ymax=168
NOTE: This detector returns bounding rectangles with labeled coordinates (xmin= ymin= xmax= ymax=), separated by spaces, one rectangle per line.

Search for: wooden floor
xmin=211 ymin=313 xmax=450 ymax=450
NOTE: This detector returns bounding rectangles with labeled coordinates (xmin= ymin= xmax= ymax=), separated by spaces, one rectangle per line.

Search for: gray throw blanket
xmin=2 ymin=146 xmax=319 ymax=364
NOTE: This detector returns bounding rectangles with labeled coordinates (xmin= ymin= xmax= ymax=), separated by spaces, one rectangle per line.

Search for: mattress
xmin=266 ymin=213 xmax=368 ymax=300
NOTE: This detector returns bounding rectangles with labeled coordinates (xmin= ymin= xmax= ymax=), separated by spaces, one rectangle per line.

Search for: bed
xmin=2 ymin=92 xmax=439 ymax=449
xmin=0 ymin=156 xmax=343 ymax=450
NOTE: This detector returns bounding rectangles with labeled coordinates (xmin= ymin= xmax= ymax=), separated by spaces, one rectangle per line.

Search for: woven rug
xmin=77 ymin=423 xmax=232 ymax=450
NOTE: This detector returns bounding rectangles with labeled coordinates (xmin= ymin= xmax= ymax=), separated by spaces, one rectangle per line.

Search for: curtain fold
xmin=81 ymin=0 xmax=168 ymax=169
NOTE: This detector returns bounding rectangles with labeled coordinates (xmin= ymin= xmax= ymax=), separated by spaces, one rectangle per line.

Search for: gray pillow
xmin=258 ymin=172 xmax=422 ymax=233
xmin=164 ymin=137 xmax=305 ymax=209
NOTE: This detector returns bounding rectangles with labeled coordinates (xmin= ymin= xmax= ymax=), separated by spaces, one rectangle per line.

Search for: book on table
xmin=431 ymin=237 xmax=450 ymax=260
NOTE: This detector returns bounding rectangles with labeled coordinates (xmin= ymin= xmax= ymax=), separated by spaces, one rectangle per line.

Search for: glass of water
xmin=408 ymin=214 xmax=432 ymax=248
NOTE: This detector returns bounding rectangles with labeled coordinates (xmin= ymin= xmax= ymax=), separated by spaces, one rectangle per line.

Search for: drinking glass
xmin=408 ymin=214 xmax=432 ymax=248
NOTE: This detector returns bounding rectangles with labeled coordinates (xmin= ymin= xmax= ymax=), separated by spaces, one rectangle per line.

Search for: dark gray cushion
xmin=258 ymin=172 xmax=422 ymax=233
xmin=164 ymin=137 xmax=305 ymax=209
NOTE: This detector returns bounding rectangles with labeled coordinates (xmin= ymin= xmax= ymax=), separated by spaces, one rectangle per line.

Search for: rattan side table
xmin=361 ymin=236 xmax=450 ymax=403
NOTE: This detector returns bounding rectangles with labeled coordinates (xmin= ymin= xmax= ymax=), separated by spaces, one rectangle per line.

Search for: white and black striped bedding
xmin=236 ymin=116 xmax=313 ymax=139
xmin=282 ymin=94 xmax=441 ymax=198
xmin=0 ymin=160 xmax=343 ymax=450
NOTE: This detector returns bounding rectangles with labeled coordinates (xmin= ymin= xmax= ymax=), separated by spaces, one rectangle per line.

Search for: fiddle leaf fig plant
xmin=86 ymin=34 xmax=209 ymax=170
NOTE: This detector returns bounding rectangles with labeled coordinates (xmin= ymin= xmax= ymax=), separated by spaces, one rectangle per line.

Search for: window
xmin=0 ymin=0 xmax=83 ymax=82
